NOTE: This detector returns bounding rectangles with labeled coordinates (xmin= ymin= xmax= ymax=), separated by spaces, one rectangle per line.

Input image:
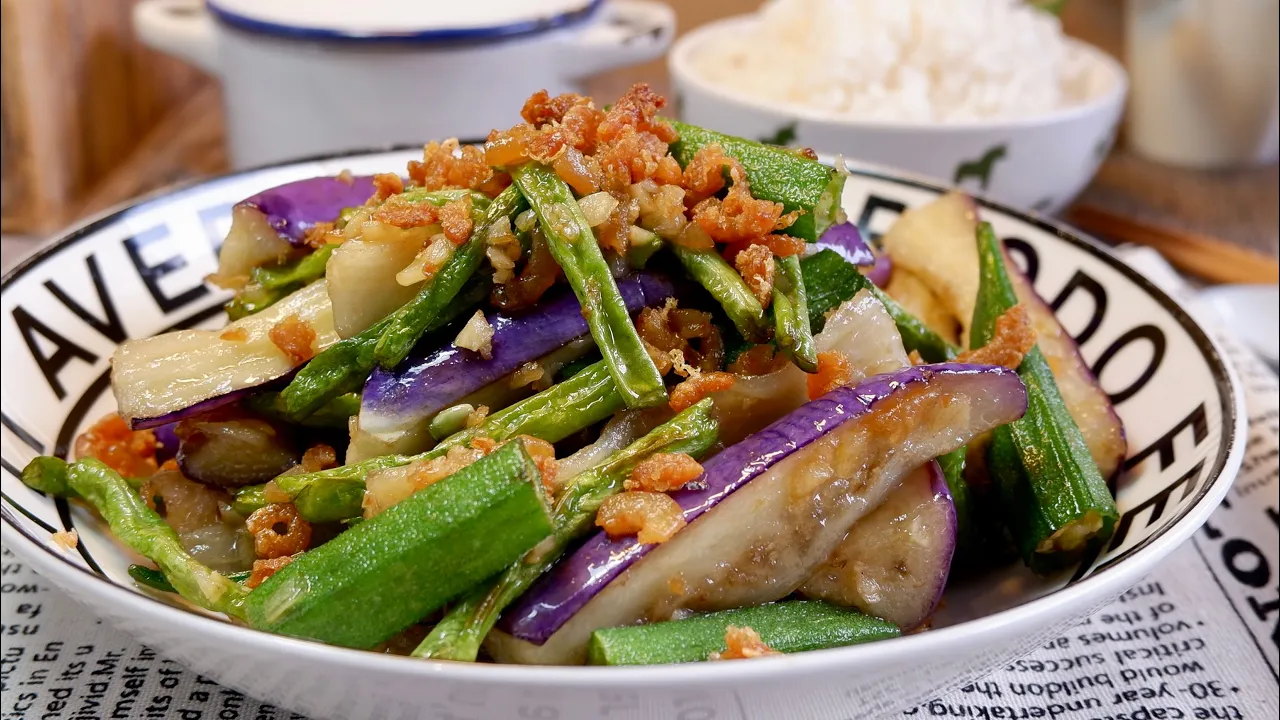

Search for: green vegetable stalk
xmin=243 ymin=359 xmax=626 ymax=523
xmin=668 ymin=121 xmax=846 ymax=242
xmin=771 ymin=254 xmax=818 ymax=372
xmin=244 ymin=440 xmax=553 ymax=649
xmin=279 ymin=279 xmax=489 ymax=421
xmin=511 ymin=163 xmax=667 ymax=409
xmin=671 ymin=245 xmax=768 ymax=343
xmin=413 ymin=398 xmax=720 ymax=661
xmin=971 ymin=222 xmax=1117 ymax=573
xmin=373 ymin=186 xmax=526 ymax=369
xmin=587 ymin=601 xmax=899 ymax=665
xmin=226 ymin=245 xmax=336 ymax=321
xmin=20 ymin=458 xmax=248 ymax=618
xmin=129 ymin=564 xmax=251 ymax=594
xmin=799 ymin=249 xmax=957 ymax=362
xmin=245 ymin=391 xmax=359 ymax=429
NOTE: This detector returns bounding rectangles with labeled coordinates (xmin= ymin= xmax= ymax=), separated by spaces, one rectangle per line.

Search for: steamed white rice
xmin=692 ymin=0 xmax=1099 ymax=123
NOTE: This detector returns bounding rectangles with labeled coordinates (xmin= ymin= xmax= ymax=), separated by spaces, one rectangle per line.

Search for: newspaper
xmin=1 ymin=248 xmax=1276 ymax=720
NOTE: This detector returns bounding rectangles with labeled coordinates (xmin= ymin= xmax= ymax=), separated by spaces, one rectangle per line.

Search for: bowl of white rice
xmin=669 ymin=0 xmax=1127 ymax=213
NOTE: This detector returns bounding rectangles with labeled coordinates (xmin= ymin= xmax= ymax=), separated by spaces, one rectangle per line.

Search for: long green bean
xmin=671 ymin=245 xmax=768 ymax=343
xmin=511 ymin=163 xmax=666 ymax=409
xmin=772 ymin=254 xmax=818 ymax=372
xmin=246 ymin=359 xmax=626 ymax=522
xmin=373 ymin=186 xmax=526 ymax=369
xmin=279 ymin=278 xmax=489 ymax=420
xmin=22 ymin=458 xmax=247 ymax=618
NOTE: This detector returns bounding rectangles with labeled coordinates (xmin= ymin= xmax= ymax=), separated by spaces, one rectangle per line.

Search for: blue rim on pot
xmin=205 ymin=0 xmax=606 ymax=43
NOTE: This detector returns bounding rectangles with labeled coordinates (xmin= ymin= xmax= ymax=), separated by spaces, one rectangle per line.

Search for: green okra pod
xmin=971 ymin=222 xmax=1117 ymax=573
xmin=244 ymin=440 xmax=553 ymax=649
xmin=668 ymin=121 xmax=846 ymax=242
xmin=799 ymin=249 xmax=958 ymax=362
xmin=587 ymin=601 xmax=899 ymax=666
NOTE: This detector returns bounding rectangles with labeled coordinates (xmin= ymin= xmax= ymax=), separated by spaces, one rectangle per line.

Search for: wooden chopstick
xmin=1067 ymin=203 xmax=1279 ymax=285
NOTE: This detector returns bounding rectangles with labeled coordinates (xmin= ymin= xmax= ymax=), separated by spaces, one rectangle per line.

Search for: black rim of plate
xmin=0 ymin=144 xmax=1241 ymax=658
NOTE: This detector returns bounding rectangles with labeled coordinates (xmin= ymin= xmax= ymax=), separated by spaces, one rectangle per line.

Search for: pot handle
xmin=558 ymin=0 xmax=675 ymax=79
xmin=133 ymin=0 xmax=219 ymax=75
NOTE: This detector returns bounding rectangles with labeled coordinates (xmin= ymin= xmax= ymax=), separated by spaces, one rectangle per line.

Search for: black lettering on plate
xmin=1123 ymin=402 xmax=1208 ymax=472
xmin=123 ymin=225 xmax=209 ymax=314
xmin=1049 ymin=270 xmax=1108 ymax=346
xmin=855 ymin=194 xmax=906 ymax=244
xmin=42 ymin=254 xmax=125 ymax=343
xmin=11 ymin=306 xmax=98 ymax=400
xmin=1091 ymin=324 xmax=1166 ymax=404
xmin=1003 ymin=237 xmax=1039 ymax=284
xmin=1108 ymin=459 xmax=1205 ymax=551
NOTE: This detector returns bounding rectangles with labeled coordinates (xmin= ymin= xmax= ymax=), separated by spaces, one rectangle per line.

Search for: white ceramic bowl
xmin=669 ymin=15 xmax=1128 ymax=213
xmin=1 ymin=149 xmax=1243 ymax=720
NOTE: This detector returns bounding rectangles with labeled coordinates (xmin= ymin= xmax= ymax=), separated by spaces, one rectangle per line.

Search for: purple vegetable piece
xmin=132 ymin=391 xmax=247 ymax=431
xmin=240 ymin=175 xmax=375 ymax=246
xmin=130 ymin=368 xmax=299 ymax=431
xmin=863 ymin=252 xmax=893 ymax=287
xmin=800 ymin=461 xmax=956 ymax=629
xmin=358 ymin=273 xmax=675 ymax=440
xmin=152 ymin=422 xmax=180 ymax=463
xmin=815 ymin=221 xmax=875 ymax=267
xmin=493 ymin=363 xmax=1027 ymax=662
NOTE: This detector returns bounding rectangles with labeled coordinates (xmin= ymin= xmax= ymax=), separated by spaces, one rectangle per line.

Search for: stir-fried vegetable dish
xmin=22 ymin=86 xmax=1123 ymax=665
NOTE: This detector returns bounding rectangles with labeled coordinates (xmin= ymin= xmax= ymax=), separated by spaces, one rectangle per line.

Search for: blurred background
xmin=1 ymin=0 xmax=1276 ymax=281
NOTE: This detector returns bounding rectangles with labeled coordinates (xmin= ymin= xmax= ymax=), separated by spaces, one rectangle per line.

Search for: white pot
xmin=134 ymin=0 xmax=674 ymax=168
xmin=668 ymin=15 xmax=1127 ymax=214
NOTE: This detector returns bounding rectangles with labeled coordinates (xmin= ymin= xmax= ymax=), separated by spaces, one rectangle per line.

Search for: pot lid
xmin=206 ymin=0 xmax=604 ymax=42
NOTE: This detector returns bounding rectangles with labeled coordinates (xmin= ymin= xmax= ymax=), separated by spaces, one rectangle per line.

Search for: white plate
xmin=0 ymin=149 xmax=1246 ymax=720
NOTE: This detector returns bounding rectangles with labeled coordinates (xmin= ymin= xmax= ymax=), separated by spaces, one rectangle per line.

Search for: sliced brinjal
xmin=800 ymin=461 xmax=956 ymax=629
xmin=488 ymin=363 xmax=1028 ymax=665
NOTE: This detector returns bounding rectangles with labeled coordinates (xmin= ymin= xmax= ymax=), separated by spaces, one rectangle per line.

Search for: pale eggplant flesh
xmin=114 ymin=281 xmax=341 ymax=428
xmin=489 ymin=363 xmax=1028 ymax=665
xmin=800 ymin=461 xmax=956 ymax=629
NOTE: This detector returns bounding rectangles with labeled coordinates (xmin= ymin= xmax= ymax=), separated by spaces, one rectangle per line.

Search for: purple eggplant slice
xmin=489 ymin=363 xmax=1028 ymax=665
xmin=358 ymin=273 xmax=675 ymax=443
xmin=800 ymin=461 xmax=956 ymax=629
xmin=212 ymin=175 xmax=374 ymax=284
xmin=241 ymin=175 xmax=374 ymax=246
xmin=861 ymin=252 xmax=893 ymax=288
xmin=1006 ymin=256 xmax=1126 ymax=481
xmin=814 ymin=221 xmax=875 ymax=267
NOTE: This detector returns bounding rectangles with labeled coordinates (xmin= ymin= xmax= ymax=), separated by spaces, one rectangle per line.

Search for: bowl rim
xmin=668 ymin=13 xmax=1129 ymax=132
xmin=0 ymin=147 xmax=1246 ymax=687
